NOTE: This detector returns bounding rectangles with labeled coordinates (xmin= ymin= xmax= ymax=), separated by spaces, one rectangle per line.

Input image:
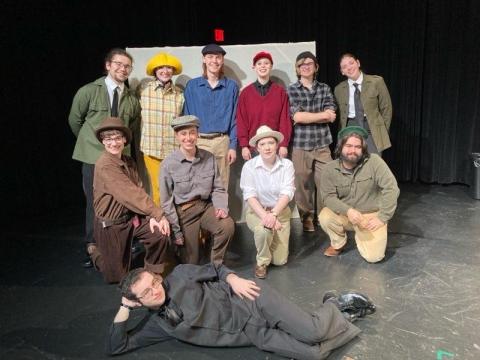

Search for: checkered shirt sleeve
xmin=287 ymin=80 xmax=337 ymax=150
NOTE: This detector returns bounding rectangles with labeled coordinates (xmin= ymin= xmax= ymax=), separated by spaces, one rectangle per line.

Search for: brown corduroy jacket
xmin=93 ymin=151 xmax=163 ymax=221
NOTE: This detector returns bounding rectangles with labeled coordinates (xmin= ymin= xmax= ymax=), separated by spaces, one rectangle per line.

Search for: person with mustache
xmin=319 ymin=126 xmax=399 ymax=262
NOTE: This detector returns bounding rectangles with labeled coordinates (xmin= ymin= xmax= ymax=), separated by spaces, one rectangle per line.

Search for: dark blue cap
xmin=201 ymin=44 xmax=226 ymax=55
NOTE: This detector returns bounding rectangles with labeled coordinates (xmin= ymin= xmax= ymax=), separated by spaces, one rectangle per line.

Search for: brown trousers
xmin=291 ymin=147 xmax=332 ymax=220
xmin=93 ymin=216 xmax=167 ymax=283
xmin=175 ymin=200 xmax=234 ymax=264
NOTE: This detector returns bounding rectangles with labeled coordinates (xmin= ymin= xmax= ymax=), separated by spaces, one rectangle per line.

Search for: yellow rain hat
xmin=146 ymin=52 xmax=183 ymax=76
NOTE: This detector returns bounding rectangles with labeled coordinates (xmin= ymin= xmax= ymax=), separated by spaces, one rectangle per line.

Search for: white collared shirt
xmin=105 ymin=76 xmax=125 ymax=107
xmin=240 ymin=155 xmax=295 ymax=208
xmin=347 ymin=72 xmax=364 ymax=118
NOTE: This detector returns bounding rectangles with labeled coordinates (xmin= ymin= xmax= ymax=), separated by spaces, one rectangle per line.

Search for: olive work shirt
xmin=107 ymin=263 xmax=250 ymax=354
xmin=320 ymin=154 xmax=399 ymax=223
xmin=68 ymin=76 xmax=140 ymax=164
xmin=160 ymin=147 xmax=228 ymax=239
xmin=93 ymin=151 xmax=164 ymax=221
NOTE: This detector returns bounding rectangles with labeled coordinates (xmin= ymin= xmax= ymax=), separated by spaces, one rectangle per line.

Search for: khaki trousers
xmin=318 ymin=207 xmax=387 ymax=263
xmin=245 ymin=207 xmax=291 ymax=267
xmin=197 ymin=135 xmax=230 ymax=190
xmin=291 ymin=147 xmax=332 ymax=220
xmin=143 ymin=154 xmax=163 ymax=206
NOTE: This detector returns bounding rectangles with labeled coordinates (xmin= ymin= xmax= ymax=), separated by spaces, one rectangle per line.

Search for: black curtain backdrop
xmin=2 ymin=0 xmax=479 ymax=221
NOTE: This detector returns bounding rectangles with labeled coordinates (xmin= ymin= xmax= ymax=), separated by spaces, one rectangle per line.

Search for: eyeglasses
xmin=299 ymin=61 xmax=316 ymax=69
xmin=103 ymin=135 xmax=125 ymax=144
xmin=111 ymin=60 xmax=133 ymax=71
xmin=137 ymin=276 xmax=162 ymax=300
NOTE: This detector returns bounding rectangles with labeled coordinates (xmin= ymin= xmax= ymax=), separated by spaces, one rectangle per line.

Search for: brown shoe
xmin=255 ymin=265 xmax=267 ymax=279
xmin=302 ymin=217 xmax=315 ymax=232
xmin=324 ymin=245 xmax=344 ymax=257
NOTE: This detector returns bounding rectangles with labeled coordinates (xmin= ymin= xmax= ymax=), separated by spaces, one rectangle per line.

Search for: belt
xmin=177 ymin=196 xmax=203 ymax=211
xmin=99 ymin=213 xmax=132 ymax=228
xmin=199 ymin=132 xmax=225 ymax=139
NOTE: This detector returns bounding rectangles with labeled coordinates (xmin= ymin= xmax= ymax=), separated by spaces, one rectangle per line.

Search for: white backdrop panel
xmin=127 ymin=42 xmax=316 ymax=222
xmin=127 ymin=41 xmax=315 ymax=91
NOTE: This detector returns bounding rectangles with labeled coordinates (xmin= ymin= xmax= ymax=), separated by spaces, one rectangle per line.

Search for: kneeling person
xmin=319 ymin=126 xmax=399 ymax=263
xmin=160 ymin=115 xmax=234 ymax=264
xmin=92 ymin=117 xmax=170 ymax=283
xmin=240 ymin=126 xmax=295 ymax=279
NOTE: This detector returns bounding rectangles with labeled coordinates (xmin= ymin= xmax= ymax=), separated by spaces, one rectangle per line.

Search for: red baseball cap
xmin=253 ymin=51 xmax=273 ymax=65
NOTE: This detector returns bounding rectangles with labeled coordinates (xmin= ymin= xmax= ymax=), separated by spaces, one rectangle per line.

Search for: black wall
xmin=2 ymin=0 xmax=479 ymax=221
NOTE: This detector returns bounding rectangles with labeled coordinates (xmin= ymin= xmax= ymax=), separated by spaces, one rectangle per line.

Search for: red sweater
xmin=236 ymin=82 xmax=291 ymax=148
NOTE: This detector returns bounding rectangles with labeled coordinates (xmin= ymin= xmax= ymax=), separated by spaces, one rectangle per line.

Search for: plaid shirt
xmin=287 ymin=80 xmax=337 ymax=150
xmin=140 ymin=80 xmax=184 ymax=159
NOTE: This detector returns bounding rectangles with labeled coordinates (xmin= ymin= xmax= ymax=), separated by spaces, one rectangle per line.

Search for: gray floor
xmin=1 ymin=184 xmax=479 ymax=360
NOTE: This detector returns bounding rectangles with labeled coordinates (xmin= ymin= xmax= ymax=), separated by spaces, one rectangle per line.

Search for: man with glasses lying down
xmin=107 ymin=262 xmax=376 ymax=360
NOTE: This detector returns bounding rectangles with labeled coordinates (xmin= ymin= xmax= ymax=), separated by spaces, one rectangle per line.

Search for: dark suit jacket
xmin=335 ymin=73 xmax=393 ymax=151
xmin=107 ymin=264 xmax=252 ymax=355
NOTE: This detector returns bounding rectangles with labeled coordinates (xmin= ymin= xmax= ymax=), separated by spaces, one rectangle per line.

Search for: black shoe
xmin=323 ymin=290 xmax=376 ymax=319
xmin=82 ymin=257 xmax=93 ymax=268
xmin=337 ymin=291 xmax=376 ymax=317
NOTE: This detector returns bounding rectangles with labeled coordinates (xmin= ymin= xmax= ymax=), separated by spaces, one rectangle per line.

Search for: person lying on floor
xmin=107 ymin=262 xmax=375 ymax=360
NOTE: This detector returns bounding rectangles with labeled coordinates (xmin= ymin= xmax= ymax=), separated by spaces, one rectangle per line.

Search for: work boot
xmin=255 ymin=265 xmax=267 ymax=279
xmin=324 ymin=245 xmax=345 ymax=257
xmin=302 ymin=217 xmax=315 ymax=232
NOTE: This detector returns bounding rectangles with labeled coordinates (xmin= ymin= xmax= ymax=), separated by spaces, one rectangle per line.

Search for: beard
xmin=340 ymin=152 xmax=363 ymax=167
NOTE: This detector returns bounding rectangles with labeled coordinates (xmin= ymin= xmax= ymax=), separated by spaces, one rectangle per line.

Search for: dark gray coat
xmin=108 ymin=263 xmax=360 ymax=360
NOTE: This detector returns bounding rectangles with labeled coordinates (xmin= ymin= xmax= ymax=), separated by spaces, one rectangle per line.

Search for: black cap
xmin=201 ymin=44 xmax=226 ymax=55
xmin=296 ymin=51 xmax=318 ymax=65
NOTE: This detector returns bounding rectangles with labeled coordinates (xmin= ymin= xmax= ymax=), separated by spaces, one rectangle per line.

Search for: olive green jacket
xmin=334 ymin=74 xmax=392 ymax=151
xmin=68 ymin=77 xmax=140 ymax=164
xmin=320 ymin=154 xmax=399 ymax=223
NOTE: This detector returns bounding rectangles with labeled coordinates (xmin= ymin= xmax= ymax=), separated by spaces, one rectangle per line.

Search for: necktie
xmin=111 ymin=87 xmax=119 ymax=117
xmin=352 ymin=83 xmax=378 ymax=153
xmin=353 ymin=83 xmax=364 ymax=126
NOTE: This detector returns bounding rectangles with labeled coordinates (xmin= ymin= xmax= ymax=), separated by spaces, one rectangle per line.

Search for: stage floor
xmin=1 ymin=184 xmax=479 ymax=360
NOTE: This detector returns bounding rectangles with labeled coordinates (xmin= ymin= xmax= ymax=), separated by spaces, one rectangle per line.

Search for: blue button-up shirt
xmin=184 ymin=76 xmax=239 ymax=149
